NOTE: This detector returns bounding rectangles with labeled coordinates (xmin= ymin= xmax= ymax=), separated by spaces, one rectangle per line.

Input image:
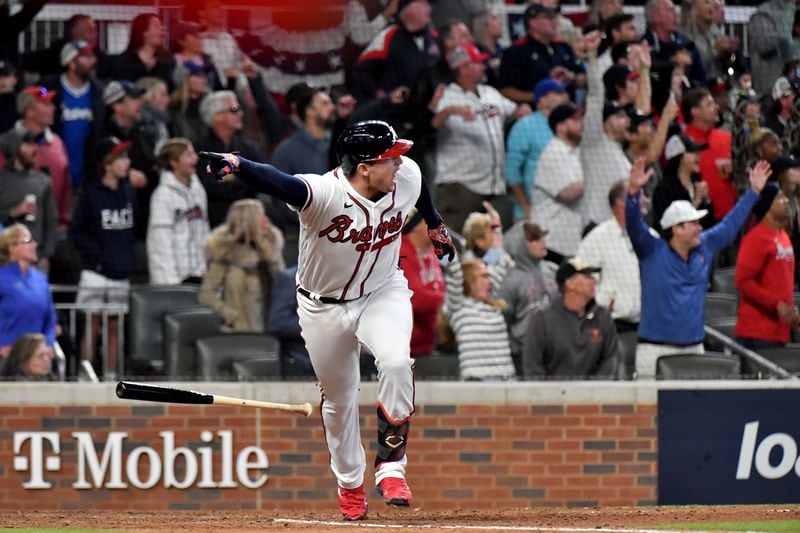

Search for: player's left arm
xmin=199 ymin=152 xmax=309 ymax=209
xmin=415 ymin=178 xmax=455 ymax=261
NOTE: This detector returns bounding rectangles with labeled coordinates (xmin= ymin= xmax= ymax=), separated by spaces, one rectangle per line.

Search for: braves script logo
xmin=318 ymin=212 xmax=404 ymax=252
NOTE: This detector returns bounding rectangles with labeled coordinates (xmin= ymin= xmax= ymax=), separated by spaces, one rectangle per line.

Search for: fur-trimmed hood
xmin=204 ymin=224 xmax=285 ymax=271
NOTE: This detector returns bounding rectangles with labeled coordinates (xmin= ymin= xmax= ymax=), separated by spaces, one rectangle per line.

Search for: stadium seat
xmin=195 ymin=333 xmax=279 ymax=381
xmin=616 ymin=330 xmax=638 ymax=380
xmin=705 ymin=293 xmax=738 ymax=321
xmin=656 ymin=353 xmax=741 ymax=379
xmin=413 ymin=352 xmax=460 ymax=380
xmin=128 ymin=285 xmax=203 ymax=375
xmin=741 ymin=344 xmax=800 ymax=377
xmin=233 ymin=357 xmax=281 ymax=381
xmin=163 ymin=307 xmax=222 ymax=379
xmin=710 ymin=267 xmax=737 ymax=296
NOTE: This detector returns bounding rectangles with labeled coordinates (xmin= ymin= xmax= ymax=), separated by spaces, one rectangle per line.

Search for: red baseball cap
xmin=99 ymin=136 xmax=133 ymax=159
xmin=447 ymin=43 xmax=492 ymax=70
xmin=17 ymin=86 xmax=57 ymax=114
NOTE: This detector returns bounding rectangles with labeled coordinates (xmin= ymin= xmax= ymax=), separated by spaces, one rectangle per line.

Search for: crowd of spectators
xmin=0 ymin=0 xmax=799 ymax=381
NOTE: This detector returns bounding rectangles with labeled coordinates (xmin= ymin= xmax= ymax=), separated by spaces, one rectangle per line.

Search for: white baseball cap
xmin=664 ymin=134 xmax=708 ymax=161
xmin=772 ymin=76 xmax=794 ymax=100
xmin=659 ymin=200 xmax=708 ymax=230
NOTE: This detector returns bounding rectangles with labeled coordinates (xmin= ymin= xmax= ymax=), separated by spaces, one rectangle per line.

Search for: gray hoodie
xmin=497 ymin=221 xmax=559 ymax=354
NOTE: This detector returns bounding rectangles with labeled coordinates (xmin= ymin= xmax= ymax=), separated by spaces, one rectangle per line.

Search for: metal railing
xmin=704 ymin=325 xmax=799 ymax=380
xmin=51 ymin=285 xmax=128 ymax=381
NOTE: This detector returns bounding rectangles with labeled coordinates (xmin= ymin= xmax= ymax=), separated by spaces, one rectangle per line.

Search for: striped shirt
xmin=444 ymin=253 xmax=516 ymax=381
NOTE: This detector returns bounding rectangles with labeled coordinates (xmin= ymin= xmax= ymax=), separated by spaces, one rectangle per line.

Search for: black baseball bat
xmin=116 ymin=381 xmax=313 ymax=416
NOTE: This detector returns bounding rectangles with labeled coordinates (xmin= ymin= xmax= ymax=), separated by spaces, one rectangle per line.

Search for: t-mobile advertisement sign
xmin=659 ymin=389 xmax=800 ymax=504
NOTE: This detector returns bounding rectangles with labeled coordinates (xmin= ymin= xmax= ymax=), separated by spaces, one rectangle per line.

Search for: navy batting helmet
xmin=335 ymin=120 xmax=413 ymax=175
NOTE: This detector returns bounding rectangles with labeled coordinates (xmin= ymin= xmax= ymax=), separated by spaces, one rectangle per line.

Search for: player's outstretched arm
xmin=199 ymin=151 xmax=309 ymax=208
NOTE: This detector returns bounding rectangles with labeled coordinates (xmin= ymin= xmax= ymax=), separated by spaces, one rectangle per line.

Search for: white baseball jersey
xmin=293 ymin=156 xmax=422 ymax=301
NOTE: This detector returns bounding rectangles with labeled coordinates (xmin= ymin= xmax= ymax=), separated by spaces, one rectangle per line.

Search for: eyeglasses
xmin=13 ymin=236 xmax=35 ymax=246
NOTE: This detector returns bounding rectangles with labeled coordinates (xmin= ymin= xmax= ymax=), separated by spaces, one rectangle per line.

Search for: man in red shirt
xmin=399 ymin=211 xmax=445 ymax=357
xmin=682 ymin=88 xmax=735 ymax=222
xmin=735 ymin=182 xmax=800 ymax=348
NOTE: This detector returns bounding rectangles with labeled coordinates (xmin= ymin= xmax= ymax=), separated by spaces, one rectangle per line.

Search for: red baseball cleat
xmin=377 ymin=477 xmax=412 ymax=506
xmin=337 ymin=483 xmax=368 ymax=521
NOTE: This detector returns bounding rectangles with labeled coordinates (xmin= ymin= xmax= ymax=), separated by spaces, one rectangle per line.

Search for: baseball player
xmin=200 ymin=120 xmax=455 ymax=521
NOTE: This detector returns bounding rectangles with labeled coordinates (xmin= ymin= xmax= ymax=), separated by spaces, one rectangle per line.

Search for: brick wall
xmin=0 ymin=399 xmax=657 ymax=510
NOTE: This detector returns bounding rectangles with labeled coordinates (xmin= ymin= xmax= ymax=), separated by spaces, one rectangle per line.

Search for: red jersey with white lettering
xmin=293 ymin=156 xmax=422 ymax=300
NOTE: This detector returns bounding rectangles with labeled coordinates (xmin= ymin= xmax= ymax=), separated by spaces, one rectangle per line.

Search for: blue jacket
xmin=626 ymin=189 xmax=757 ymax=345
xmin=0 ymin=262 xmax=57 ymax=347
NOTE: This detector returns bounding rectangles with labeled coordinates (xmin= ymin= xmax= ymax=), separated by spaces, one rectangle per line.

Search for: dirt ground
xmin=2 ymin=505 xmax=799 ymax=532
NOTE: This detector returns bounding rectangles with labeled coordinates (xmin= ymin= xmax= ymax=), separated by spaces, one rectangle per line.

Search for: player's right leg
xmin=297 ymin=296 xmax=366 ymax=520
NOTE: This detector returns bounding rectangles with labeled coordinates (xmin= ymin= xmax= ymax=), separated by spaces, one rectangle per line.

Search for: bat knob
xmin=115 ymin=381 xmax=127 ymax=398
xmin=302 ymin=403 xmax=313 ymax=417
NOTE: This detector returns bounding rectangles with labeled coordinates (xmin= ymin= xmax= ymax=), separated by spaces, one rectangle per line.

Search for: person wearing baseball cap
xmin=625 ymin=155 xmax=773 ymax=378
xmin=580 ymin=31 xmax=633 ymax=228
xmin=434 ymin=41 xmax=526 ymax=234
xmin=46 ymin=37 xmax=103 ymax=189
xmin=445 ymin=42 xmax=491 ymax=71
xmin=506 ymin=78 xmax=569 ymax=219
xmin=602 ymin=64 xmax=639 ymax=105
xmin=734 ymin=181 xmax=799 ymax=348
xmin=766 ymin=76 xmax=795 ymax=137
xmin=521 ymin=256 xmax=619 ymax=379
xmin=651 ymin=134 xmax=714 ymax=233
xmin=60 ymin=39 xmax=96 ymax=68
xmin=531 ymin=102 xmax=584 ymax=262
xmin=7 ymin=86 xmax=74 ymax=232
xmin=498 ymin=0 xmax=578 ymax=105
xmin=0 ymin=129 xmax=58 ymax=261
xmin=70 ymin=135 xmax=137 ymax=377
xmin=103 ymin=80 xmax=145 ymax=108
xmin=98 ymin=80 xmax=150 ymax=193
